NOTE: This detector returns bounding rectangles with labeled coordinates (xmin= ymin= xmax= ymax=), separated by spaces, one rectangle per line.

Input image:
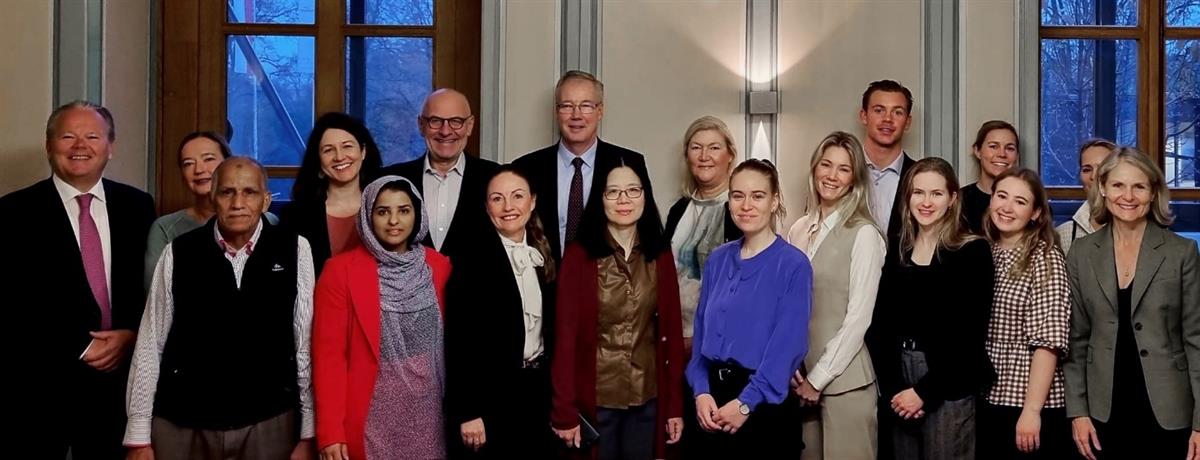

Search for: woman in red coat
xmin=313 ymin=176 xmax=451 ymax=460
xmin=551 ymin=154 xmax=686 ymax=460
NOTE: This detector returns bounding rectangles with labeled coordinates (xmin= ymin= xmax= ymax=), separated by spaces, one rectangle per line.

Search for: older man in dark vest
xmin=124 ymin=157 xmax=315 ymax=460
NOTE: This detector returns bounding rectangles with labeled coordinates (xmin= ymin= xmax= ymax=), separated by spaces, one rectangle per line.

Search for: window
xmin=1040 ymin=0 xmax=1200 ymax=234
xmin=157 ymin=0 xmax=479 ymax=212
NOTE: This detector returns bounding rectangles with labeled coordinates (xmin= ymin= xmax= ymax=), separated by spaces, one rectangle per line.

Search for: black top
xmin=884 ymin=154 xmax=918 ymax=256
xmin=867 ymin=238 xmax=996 ymax=404
xmin=962 ymin=183 xmax=991 ymax=235
xmin=444 ymin=230 xmax=557 ymax=425
xmin=1112 ymin=282 xmax=1154 ymax=421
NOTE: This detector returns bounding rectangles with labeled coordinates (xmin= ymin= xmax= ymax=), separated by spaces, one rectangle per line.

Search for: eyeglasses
xmin=421 ymin=115 xmax=473 ymax=130
xmin=556 ymin=102 xmax=601 ymax=114
xmin=604 ymin=186 xmax=643 ymax=201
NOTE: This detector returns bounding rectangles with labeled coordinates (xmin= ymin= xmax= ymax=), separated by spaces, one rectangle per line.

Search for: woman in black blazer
xmin=279 ymin=112 xmax=383 ymax=276
xmin=445 ymin=165 xmax=559 ymax=459
xmin=866 ymin=158 xmax=995 ymax=460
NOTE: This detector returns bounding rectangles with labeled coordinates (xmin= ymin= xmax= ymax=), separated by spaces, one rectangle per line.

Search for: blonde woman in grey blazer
xmin=1064 ymin=148 xmax=1200 ymax=460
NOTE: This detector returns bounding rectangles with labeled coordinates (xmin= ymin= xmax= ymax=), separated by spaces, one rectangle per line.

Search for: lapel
xmin=1089 ymin=225 xmax=1120 ymax=313
xmin=40 ymin=179 xmax=84 ymax=260
xmin=347 ymin=248 xmax=383 ymax=360
xmin=1131 ymin=223 xmax=1167 ymax=314
xmin=486 ymin=231 xmax=529 ymax=348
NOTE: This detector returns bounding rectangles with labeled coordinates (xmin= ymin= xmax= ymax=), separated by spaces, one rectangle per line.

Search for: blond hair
xmin=1091 ymin=147 xmax=1174 ymax=226
xmin=680 ymin=116 xmax=738 ymax=196
xmin=803 ymin=131 xmax=878 ymax=233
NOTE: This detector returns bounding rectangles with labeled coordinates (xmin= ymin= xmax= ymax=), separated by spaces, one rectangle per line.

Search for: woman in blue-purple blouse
xmin=686 ymin=159 xmax=813 ymax=458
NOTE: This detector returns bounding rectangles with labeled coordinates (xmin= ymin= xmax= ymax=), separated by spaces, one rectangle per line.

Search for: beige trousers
xmin=799 ymin=382 xmax=878 ymax=460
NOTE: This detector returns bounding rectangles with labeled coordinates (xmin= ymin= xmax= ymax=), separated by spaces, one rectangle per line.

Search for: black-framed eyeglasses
xmin=556 ymin=102 xmax=601 ymax=114
xmin=604 ymin=186 xmax=643 ymax=201
xmin=422 ymin=115 xmax=473 ymax=130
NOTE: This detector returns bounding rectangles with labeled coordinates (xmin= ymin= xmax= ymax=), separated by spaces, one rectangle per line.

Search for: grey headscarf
xmin=358 ymin=175 xmax=438 ymax=314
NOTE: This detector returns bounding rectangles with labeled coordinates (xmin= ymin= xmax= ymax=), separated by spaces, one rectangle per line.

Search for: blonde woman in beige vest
xmin=786 ymin=132 xmax=886 ymax=460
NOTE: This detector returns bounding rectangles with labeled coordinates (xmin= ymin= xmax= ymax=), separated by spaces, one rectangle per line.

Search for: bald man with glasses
xmin=381 ymin=88 xmax=498 ymax=259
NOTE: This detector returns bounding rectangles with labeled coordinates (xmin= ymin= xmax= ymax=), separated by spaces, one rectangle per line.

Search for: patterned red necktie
xmin=77 ymin=193 xmax=111 ymax=330
xmin=565 ymin=157 xmax=584 ymax=244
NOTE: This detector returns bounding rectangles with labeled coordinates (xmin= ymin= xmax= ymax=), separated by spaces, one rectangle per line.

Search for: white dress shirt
xmin=423 ymin=153 xmax=466 ymax=250
xmin=53 ymin=175 xmax=112 ymax=298
xmin=500 ymin=232 xmax=545 ymax=360
xmin=124 ymin=222 xmax=316 ymax=446
xmin=866 ymin=152 xmax=907 ymax=232
xmin=556 ymin=140 xmax=598 ymax=252
xmin=786 ymin=208 xmax=886 ymax=391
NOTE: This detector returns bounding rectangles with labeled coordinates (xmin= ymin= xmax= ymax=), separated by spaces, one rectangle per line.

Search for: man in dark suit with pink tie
xmin=1 ymin=101 xmax=155 ymax=458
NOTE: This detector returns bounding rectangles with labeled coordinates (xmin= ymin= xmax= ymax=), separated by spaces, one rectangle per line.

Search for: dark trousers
xmin=44 ymin=368 xmax=128 ymax=460
xmin=452 ymin=366 xmax=557 ymax=460
xmin=1091 ymin=415 xmax=1191 ymax=458
xmin=596 ymin=399 xmax=657 ymax=460
xmin=977 ymin=402 xmax=1076 ymax=460
xmin=691 ymin=363 xmax=803 ymax=458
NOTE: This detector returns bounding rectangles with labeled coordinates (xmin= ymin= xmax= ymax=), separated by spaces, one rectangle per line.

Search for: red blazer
xmin=312 ymin=245 xmax=451 ymax=459
xmin=551 ymin=244 xmax=685 ymax=459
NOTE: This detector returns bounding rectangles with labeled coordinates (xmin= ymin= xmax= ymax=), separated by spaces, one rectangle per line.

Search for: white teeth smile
xmin=501 ymin=215 xmax=519 ymax=221
xmin=69 ymin=155 xmax=90 ymax=160
xmin=333 ymin=163 xmax=351 ymax=171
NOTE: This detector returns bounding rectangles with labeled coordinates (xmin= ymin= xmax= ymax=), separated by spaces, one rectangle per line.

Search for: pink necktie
xmin=77 ymin=193 xmax=111 ymax=330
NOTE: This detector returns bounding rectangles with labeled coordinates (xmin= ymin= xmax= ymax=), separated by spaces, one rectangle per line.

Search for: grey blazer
xmin=1064 ymin=223 xmax=1200 ymax=430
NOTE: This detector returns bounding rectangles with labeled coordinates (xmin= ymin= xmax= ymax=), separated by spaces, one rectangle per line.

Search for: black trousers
xmin=39 ymin=367 xmax=128 ymax=460
xmin=977 ymin=402 xmax=1076 ymax=460
xmin=690 ymin=363 xmax=803 ymax=458
xmin=451 ymin=365 xmax=557 ymax=460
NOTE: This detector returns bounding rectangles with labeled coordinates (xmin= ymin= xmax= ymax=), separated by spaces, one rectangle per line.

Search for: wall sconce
xmin=745 ymin=0 xmax=777 ymax=162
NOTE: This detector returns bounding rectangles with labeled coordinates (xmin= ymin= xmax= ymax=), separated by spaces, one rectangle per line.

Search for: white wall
xmin=104 ymin=0 xmax=152 ymax=190
xmin=0 ymin=1 xmax=54 ymax=195
xmin=0 ymin=1 xmax=151 ymax=195
xmin=499 ymin=1 xmax=560 ymax=162
xmin=777 ymin=0 xmax=925 ymax=226
xmin=600 ymin=0 xmax=747 ymax=214
xmin=962 ymin=0 xmax=1019 ymax=182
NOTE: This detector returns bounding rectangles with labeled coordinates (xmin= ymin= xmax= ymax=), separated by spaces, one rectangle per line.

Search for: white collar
xmin=52 ymin=174 xmax=106 ymax=205
xmin=423 ymin=152 xmax=466 ymax=177
xmin=1072 ymin=202 xmax=1096 ymax=234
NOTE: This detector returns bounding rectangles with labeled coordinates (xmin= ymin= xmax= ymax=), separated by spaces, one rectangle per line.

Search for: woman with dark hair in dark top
xmin=550 ymin=153 xmax=685 ymax=460
xmin=961 ymin=120 xmax=1019 ymax=234
xmin=280 ymin=112 xmax=383 ymax=276
xmin=445 ymin=165 xmax=559 ymax=459
xmin=867 ymin=157 xmax=994 ymax=460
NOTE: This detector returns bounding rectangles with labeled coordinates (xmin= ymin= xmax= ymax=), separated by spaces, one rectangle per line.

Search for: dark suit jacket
xmin=444 ymin=231 xmax=557 ymax=426
xmin=885 ymin=154 xmax=918 ymax=257
xmin=1064 ymin=223 xmax=1200 ymax=430
xmin=2 ymin=176 xmax=154 ymax=447
xmin=512 ymin=140 xmax=647 ymax=260
xmin=1 ymin=177 xmax=155 ymax=366
xmin=663 ymin=195 xmax=741 ymax=243
xmin=381 ymin=153 xmax=499 ymax=259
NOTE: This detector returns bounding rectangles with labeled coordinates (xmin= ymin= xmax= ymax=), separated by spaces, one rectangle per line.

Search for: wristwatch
xmin=738 ymin=402 xmax=750 ymax=416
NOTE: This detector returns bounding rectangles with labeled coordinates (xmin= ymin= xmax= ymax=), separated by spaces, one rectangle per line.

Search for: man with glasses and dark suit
xmin=513 ymin=70 xmax=647 ymax=260
xmin=381 ymin=88 xmax=498 ymax=259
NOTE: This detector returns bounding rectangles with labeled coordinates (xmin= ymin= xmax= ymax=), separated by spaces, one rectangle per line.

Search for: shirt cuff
xmin=806 ymin=367 xmax=833 ymax=392
xmin=737 ymin=386 xmax=765 ymax=412
xmin=123 ymin=415 xmax=152 ymax=446
xmin=79 ymin=339 xmax=95 ymax=360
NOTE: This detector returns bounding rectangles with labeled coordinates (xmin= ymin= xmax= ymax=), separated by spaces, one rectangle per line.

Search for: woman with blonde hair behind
xmin=786 ymin=131 xmax=886 ymax=460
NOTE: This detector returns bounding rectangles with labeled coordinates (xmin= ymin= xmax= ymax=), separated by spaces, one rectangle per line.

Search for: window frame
xmin=1039 ymin=0 xmax=1200 ymax=201
xmin=156 ymin=0 xmax=480 ymax=212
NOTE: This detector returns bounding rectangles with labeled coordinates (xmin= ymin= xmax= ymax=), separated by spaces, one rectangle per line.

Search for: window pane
xmin=1166 ymin=40 xmax=1199 ymax=188
xmin=227 ymin=0 xmax=315 ymax=24
xmin=1041 ymin=0 xmax=1137 ymax=26
xmin=345 ymin=37 xmax=433 ymax=165
xmin=227 ymin=35 xmax=315 ymax=167
xmin=1040 ymin=39 xmax=1138 ymax=186
xmin=268 ymin=177 xmax=295 ymax=208
xmin=347 ymin=0 xmax=433 ymax=26
xmin=1167 ymin=0 xmax=1200 ymax=26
